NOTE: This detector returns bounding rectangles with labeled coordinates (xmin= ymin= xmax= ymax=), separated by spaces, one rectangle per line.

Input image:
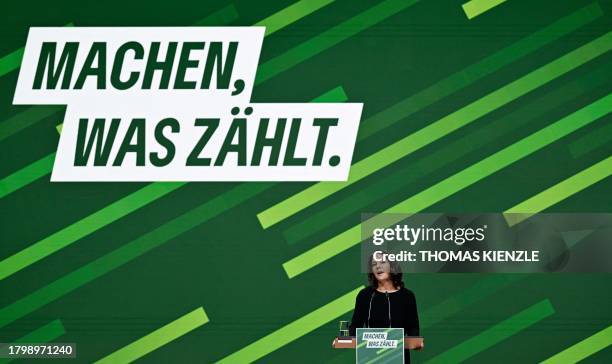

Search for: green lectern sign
xmin=356 ymin=328 xmax=404 ymax=363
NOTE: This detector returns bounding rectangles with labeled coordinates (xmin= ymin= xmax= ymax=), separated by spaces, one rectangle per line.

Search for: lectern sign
xmin=356 ymin=328 xmax=404 ymax=364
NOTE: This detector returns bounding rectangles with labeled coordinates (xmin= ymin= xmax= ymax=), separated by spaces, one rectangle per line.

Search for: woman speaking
xmin=349 ymin=254 xmax=420 ymax=363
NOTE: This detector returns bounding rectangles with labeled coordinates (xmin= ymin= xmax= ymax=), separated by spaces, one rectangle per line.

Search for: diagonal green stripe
xmin=257 ymin=30 xmax=612 ymax=230
xmin=0 ymin=106 xmax=63 ymax=142
xmin=568 ymin=118 xmax=612 ymax=158
xmin=424 ymin=299 xmax=555 ymax=363
xmin=193 ymin=4 xmax=239 ymax=26
xmin=0 ymin=182 xmax=186 ymax=281
xmin=504 ymin=155 xmax=612 ymax=226
xmin=11 ymin=319 xmax=65 ymax=342
xmin=217 ymin=286 xmax=363 ymax=363
xmin=283 ymin=64 xmax=610 ymax=245
xmin=0 ymin=153 xmax=56 ymax=199
xmin=0 ymin=87 xmax=347 ymax=329
xmin=541 ymin=325 xmax=612 ymax=364
xmin=282 ymin=92 xmax=612 ymax=278
xmin=370 ymin=347 xmax=401 ymax=363
xmin=462 ymin=0 xmax=509 ymax=20
xmin=256 ymin=0 xmax=335 ymax=36
xmin=0 ymin=48 xmax=24 ymax=78
xmin=95 ymin=307 xmax=209 ymax=364
xmin=313 ymin=85 xmax=348 ymax=102
xmin=357 ymin=2 xmax=603 ymax=142
xmin=284 ymin=223 xmax=358 ymax=278
xmin=0 ymin=319 xmax=65 ymax=364
xmin=0 ymin=183 xmax=270 ymax=330
xmin=255 ymin=0 xmax=420 ymax=85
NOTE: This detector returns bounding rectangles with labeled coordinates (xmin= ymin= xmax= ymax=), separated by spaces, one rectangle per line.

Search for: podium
xmin=332 ymin=336 xmax=424 ymax=350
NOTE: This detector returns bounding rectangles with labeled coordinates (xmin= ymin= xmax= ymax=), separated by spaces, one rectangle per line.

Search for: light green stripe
xmin=568 ymin=119 xmax=612 ymax=158
xmin=218 ymin=286 xmax=363 ymax=363
xmin=369 ymin=347 xmax=402 ymax=364
xmin=425 ymin=300 xmax=554 ymax=363
xmin=284 ymin=226 xmax=359 ymax=278
xmin=258 ymin=30 xmax=612 ymax=229
xmin=504 ymin=155 xmax=612 ymax=226
xmin=0 ymin=120 xmax=68 ymax=200
xmin=0 ymin=48 xmax=24 ymax=78
xmin=283 ymin=92 xmax=612 ymax=278
xmin=95 ymin=307 xmax=209 ymax=364
xmin=256 ymin=0 xmax=420 ymax=84
xmin=357 ymin=2 xmax=603 ymax=141
xmin=314 ymin=85 xmax=348 ymax=103
xmin=0 ymin=182 xmax=186 ymax=281
xmin=0 ymin=319 xmax=65 ymax=364
xmin=0 ymin=183 xmax=271 ymax=330
xmin=0 ymin=153 xmax=55 ymax=199
xmin=256 ymin=0 xmax=335 ymax=36
xmin=462 ymin=0 xmax=508 ymax=19
xmin=541 ymin=325 xmax=612 ymax=364
xmin=193 ymin=4 xmax=239 ymax=26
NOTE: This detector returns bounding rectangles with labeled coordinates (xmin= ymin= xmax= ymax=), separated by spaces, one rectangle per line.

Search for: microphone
xmin=385 ymin=291 xmax=392 ymax=328
xmin=366 ymin=291 xmax=375 ymax=328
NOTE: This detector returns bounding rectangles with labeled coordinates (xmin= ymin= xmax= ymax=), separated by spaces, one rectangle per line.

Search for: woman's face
xmin=371 ymin=258 xmax=391 ymax=282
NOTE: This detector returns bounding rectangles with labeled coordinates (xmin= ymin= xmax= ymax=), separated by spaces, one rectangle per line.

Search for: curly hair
xmin=367 ymin=252 xmax=404 ymax=289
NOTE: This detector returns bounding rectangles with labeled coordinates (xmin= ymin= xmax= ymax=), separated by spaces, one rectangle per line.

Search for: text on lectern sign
xmin=356 ymin=328 xmax=404 ymax=364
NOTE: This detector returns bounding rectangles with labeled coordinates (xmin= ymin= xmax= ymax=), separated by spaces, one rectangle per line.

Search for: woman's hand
xmin=414 ymin=341 xmax=424 ymax=351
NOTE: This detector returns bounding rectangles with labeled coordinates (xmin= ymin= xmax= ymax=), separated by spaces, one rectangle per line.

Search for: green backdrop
xmin=1 ymin=0 xmax=611 ymax=362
